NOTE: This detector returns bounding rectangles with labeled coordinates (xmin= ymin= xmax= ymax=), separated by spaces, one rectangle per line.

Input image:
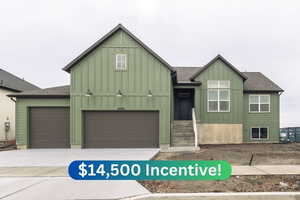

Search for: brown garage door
xmin=84 ymin=111 xmax=159 ymax=148
xmin=29 ymin=107 xmax=70 ymax=148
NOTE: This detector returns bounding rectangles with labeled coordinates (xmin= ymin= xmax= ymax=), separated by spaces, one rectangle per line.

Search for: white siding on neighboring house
xmin=0 ymin=88 xmax=15 ymax=141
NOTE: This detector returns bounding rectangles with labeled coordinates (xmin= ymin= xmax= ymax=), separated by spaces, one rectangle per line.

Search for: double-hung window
xmin=249 ymin=95 xmax=270 ymax=112
xmin=207 ymin=80 xmax=230 ymax=112
xmin=251 ymin=127 xmax=268 ymax=140
xmin=116 ymin=54 xmax=127 ymax=70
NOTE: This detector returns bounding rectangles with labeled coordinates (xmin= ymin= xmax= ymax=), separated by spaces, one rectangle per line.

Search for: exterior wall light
xmin=85 ymin=89 xmax=93 ymax=97
xmin=147 ymin=90 xmax=153 ymax=97
xmin=116 ymin=89 xmax=123 ymax=97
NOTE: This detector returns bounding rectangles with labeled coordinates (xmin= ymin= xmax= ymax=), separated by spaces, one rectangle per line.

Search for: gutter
xmin=7 ymin=95 xmax=70 ymax=98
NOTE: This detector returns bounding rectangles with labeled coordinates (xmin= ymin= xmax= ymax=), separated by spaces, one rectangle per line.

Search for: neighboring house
xmin=0 ymin=68 xmax=39 ymax=143
xmin=8 ymin=24 xmax=283 ymax=150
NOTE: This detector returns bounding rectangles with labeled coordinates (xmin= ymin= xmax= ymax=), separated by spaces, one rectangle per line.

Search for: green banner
xmin=69 ymin=160 xmax=232 ymax=180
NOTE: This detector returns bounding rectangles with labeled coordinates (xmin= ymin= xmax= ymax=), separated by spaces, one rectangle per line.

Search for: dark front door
xmin=84 ymin=111 xmax=159 ymax=148
xmin=174 ymin=89 xmax=194 ymax=120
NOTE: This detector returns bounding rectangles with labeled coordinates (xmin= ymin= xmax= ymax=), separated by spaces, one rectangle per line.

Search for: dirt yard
xmin=155 ymin=143 xmax=300 ymax=165
xmin=140 ymin=175 xmax=300 ymax=193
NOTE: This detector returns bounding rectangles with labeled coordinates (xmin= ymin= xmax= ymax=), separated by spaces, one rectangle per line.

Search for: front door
xmin=174 ymin=89 xmax=194 ymax=120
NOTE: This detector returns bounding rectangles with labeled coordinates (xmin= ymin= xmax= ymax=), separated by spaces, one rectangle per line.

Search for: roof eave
xmin=243 ymin=90 xmax=284 ymax=93
xmin=7 ymin=94 xmax=70 ymax=98
xmin=0 ymin=86 xmax=21 ymax=92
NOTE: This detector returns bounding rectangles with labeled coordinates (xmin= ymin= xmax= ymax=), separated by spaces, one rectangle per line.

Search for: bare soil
xmin=154 ymin=143 xmax=300 ymax=165
xmin=140 ymin=175 xmax=300 ymax=193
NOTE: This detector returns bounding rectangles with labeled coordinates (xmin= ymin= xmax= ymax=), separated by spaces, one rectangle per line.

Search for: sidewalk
xmin=0 ymin=165 xmax=299 ymax=200
xmin=0 ymin=165 xmax=299 ymax=177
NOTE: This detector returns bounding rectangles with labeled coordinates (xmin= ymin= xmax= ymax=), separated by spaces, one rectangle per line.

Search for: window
xmin=249 ymin=95 xmax=270 ymax=112
xmin=116 ymin=54 xmax=127 ymax=70
xmin=207 ymin=80 xmax=230 ymax=112
xmin=251 ymin=127 xmax=268 ymax=140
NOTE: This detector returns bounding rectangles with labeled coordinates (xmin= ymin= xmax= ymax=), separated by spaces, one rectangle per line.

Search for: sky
xmin=0 ymin=0 xmax=299 ymax=127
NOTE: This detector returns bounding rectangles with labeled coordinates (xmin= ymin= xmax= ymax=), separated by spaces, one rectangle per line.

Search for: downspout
xmin=10 ymin=97 xmax=16 ymax=102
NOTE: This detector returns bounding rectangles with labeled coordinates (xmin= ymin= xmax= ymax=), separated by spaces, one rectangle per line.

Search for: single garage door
xmin=29 ymin=107 xmax=70 ymax=148
xmin=84 ymin=111 xmax=159 ymax=148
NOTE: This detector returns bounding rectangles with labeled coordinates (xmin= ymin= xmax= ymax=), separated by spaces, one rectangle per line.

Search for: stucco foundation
xmin=197 ymin=123 xmax=243 ymax=144
xmin=17 ymin=145 xmax=27 ymax=149
xmin=71 ymin=145 xmax=82 ymax=149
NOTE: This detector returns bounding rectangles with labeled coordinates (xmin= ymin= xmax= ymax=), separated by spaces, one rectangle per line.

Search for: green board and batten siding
xmin=193 ymin=59 xmax=244 ymax=124
xmin=15 ymin=98 xmax=70 ymax=146
xmin=70 ymin=30 xmax=171 ymax=146
xmin=192 ymin=59 xmax=280 ymax=143
xmin=13 ymin=27 xmax=281 ymax=147
xmin=243 ymin=93 xmax=280 ymax=143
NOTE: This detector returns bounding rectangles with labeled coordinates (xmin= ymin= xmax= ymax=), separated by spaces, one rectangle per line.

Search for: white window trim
xmin=250 ymin=127 xmax=269 ymax=140
xmin=249 ymin=94 xmax=270 ymax=113
xmin=208 ymin=80 xmax=230 ymax=89
xmin=115 ymin=54 xmax=127 ymax=71
xmin=207 ymin=80 xmax=231 ymax=113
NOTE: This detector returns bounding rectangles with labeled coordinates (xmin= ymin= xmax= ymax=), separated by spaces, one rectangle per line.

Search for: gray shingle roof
xmin=7 ymin=85 xmax=70 ymax=97
xmin=174 ymin=67 xmax=201 ymax=83
xmin=243 ymin=72 xmax=283 ymax=92
xmin=174 ymin=67 xmax=283 ymax=92
xmin=0 ymin=68 xmax=40 ymax=92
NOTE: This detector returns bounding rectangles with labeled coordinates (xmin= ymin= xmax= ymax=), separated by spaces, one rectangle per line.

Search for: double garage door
xmin=29 ymin=108 xmax=159 ymax=148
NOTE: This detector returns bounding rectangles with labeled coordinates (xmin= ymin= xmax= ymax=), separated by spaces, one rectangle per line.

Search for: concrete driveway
xmin=0 ymin=149 xmax=159 ymax=200
xmin=0 ymin=177 xmax=149 ymax=200
xmin=0 ymin=148 xmax=159 ymax=166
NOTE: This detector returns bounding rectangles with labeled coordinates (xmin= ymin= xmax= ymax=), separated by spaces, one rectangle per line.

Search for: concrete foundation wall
xmin=197 ymin=123 xmax=243 ymax=144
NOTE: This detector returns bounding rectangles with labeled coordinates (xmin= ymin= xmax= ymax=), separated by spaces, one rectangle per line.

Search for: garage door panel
xmin=30 ymin=107 xmax=70 ymax=148
xmin=84 ymin=111 xmax=159 ymax=148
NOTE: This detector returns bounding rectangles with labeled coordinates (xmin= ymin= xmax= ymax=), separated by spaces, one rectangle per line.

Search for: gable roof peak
xmin=190 ymin=54 xmax=248 ymax=81
xmin=63 ymin=24 xmax=174 ymax=73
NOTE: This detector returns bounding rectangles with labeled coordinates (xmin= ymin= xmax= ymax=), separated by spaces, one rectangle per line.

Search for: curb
xmin=122 ymin=192 xmax=300 ymax=200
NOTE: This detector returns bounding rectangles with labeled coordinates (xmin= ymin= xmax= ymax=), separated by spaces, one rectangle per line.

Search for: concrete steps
xmin=171 ymin=120 xmax=195 ymax=147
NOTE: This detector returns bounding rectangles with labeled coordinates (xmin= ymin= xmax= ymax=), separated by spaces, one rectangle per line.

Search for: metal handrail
xmin=192 ymin=108 xmax=198 ymax=147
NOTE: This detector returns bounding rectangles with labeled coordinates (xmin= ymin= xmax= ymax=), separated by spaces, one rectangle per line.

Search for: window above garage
xmin=116 ymin=54 xmax=127 ymax=71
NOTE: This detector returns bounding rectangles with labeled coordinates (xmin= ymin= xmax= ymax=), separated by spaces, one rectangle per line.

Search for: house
xmin=8 ymin=24 xmax=283 ymax=150
xmin=0 ymin=68 xmax=39 ymax=143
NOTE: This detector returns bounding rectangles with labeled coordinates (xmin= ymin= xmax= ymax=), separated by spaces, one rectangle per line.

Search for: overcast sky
xmin=0 ymin=0 xmax=299 ymax=127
